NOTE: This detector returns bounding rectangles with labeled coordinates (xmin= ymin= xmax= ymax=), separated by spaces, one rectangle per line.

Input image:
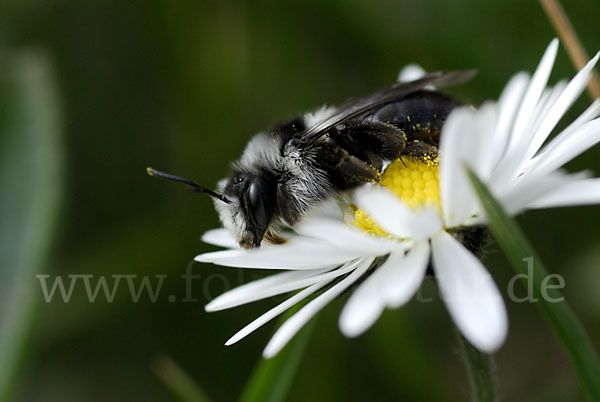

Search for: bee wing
xmin=299 ymin=70 xmax=476 ymax=144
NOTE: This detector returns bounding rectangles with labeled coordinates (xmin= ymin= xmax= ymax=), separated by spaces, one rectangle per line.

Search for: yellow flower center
xmin=353 ymin=156 xmax=440 ymax=235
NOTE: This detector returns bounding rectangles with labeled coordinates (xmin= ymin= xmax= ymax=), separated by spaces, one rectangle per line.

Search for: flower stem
xmin=457 ymin=332 xmax=498 ymax=402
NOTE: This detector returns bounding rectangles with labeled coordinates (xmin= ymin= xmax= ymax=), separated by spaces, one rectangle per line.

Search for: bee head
xmin=146 ymin=166 xmax=280 ymax=249
xmin=216 ymin=173 xmax=277 ymax=248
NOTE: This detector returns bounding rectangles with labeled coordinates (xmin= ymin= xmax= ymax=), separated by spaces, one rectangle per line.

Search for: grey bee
xmin=148 ymin=70 xmax=475 ymax=248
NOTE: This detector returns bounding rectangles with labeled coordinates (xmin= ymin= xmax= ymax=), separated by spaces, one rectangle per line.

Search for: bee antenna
xmin=146 ymin=167 xmax=232 ymax=204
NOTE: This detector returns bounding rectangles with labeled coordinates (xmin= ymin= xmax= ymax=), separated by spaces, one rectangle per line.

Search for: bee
xmin=148 ymin=70 xmax=475 ymax=248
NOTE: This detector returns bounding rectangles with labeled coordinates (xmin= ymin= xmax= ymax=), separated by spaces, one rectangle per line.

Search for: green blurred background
xmin=1 ymin=0 xmax=600 ymax=401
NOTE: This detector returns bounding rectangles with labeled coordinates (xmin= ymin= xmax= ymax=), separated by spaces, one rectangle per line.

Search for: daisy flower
xmin=197 ymin=39 xmax=600 ymax=358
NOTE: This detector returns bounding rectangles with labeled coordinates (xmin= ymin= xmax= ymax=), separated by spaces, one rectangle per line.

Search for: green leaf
xmin=468 ymin=169 xmax=600 ymax=401
xmin=0 ymin=50 xmax=63 ymax=400
xmin=239 ymin=309 xmax=315 ymax=402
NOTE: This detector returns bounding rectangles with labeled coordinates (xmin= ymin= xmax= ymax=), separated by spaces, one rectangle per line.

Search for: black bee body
xmin=148 ymin=71 xmax=475 ymax=248
xmin=212 ymin=72 xmax=475 ymax=248
xmin=371 ymin=90 xmax=461 ymax=145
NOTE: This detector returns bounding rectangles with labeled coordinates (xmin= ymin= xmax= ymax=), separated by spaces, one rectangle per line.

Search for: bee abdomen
xmin=371 ymin=90 xmax=462 ymax=146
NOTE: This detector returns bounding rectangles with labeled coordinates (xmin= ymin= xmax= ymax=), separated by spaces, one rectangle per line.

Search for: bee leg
xmin=318 ymin=142 xmax=380 ymax=188
xmin=402 ymin=140 xmax=439 ymax=162
xmin=329 ymin=120 xmax=408 ymax=166
xmin=357 ymin=120 xmax=408 ymax=160
xmin=336 ymin=151 xmax=380 ymax=187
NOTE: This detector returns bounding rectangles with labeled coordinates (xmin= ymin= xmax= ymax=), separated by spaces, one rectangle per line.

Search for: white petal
xmin=338 ymin=261 xmax=389 ymax=338
xmin=385 ymin=241 xmax=430 ymax=307
xmin=489 ymin=72 xmax=530 ymax=169
xmin=354 ymin=186 xmax=415 ymax=237
xmin=201 ymin=228 xmax=239 ymax=249
xmin=525 ymin=52 xmax=600 ymax=162
xmin=495 ymin=39 xmax=559 ymax=184
xmin=206 ymin=260 xmax=359 ymax=311
xmin=533 ymin=98 xmax=600 ymax=160
xmin=354 ymin=187 xmax=442 ymax=239
xmin=499 ymin=171 xmax=576 ymax=216
xmin=431 ymin=231 xmax=507 ymax=353
xmin=225 ymin=282 xmax=329 ymax=346
xmin=440 ymin=108 xmax=476 ymax=226
xmin=338 ymin=241 xmax=429 ymax=338
xmin=530 ymin=80 xmax=567 ymax=136
xmin=504 ymin=39 xmax=559 ymax=160
xmin=398 ymin=64 xmax=426 ymax=82
xmin=408 ymin=208 xmax=444 ymax=240
xmin=305 ymin=198 xmax=344 ymax=220
xmin=295 ymin=216 xmax=400 ymax=255
xmin=263 ymin=257 xmax=373 ymax=358
xmin=470 ymin=103 xmax=499 ymax=178
xmin=521 ymin=80 xmax=568 ymax=165
xmin=205 ymin=267 xmax=331 ymax=312
xmin=526 ymin=118 xmax=600 ymax=177
xmin=195 ymin=237 xmax=366 ymax=269
xmin=440 ymin=105 xmax=496 ymax=227
xmin=529 ymin=178 xmax=600 ymax=208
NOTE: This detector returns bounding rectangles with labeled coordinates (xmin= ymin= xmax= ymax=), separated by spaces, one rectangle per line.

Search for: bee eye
xmin=247 ymin=178 xmax=270 ymax=233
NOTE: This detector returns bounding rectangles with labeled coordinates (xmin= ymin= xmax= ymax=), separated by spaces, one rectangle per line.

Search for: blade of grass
xmin=468 ymin=169 xmax=600 ymax=401
xmin=239 ymin=306 xmax=315 ymax=402
xmin=0 ymin=50 xmax=63 ymax=401
xmin=153 ymin=355 xmax=213 ymax=402
xmin=539 ymin=0 xmax=600 ymax=101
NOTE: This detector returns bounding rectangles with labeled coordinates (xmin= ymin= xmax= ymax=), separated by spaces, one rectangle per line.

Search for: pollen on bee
xmin=352 ymin=156 xmax=441 ymax=236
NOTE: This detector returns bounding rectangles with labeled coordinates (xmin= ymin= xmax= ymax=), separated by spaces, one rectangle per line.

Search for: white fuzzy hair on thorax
xmin=213 ymin=105 xmax=339 ymax=244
